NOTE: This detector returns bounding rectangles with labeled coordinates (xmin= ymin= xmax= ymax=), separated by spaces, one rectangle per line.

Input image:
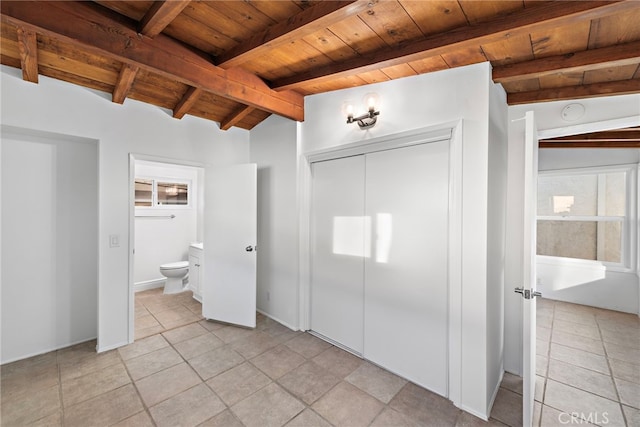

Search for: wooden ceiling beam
xmin=216 ymin=0 xmax=373 ymax=69
xmin=112 ymin=64 xmax=139 ymax=104
xmin=139 ymin=0 xmax=190 ymax=38
xmin=508 ymin=79 xmax=640 ymax=104
xmin=539 ymin=141 xmax=640 ymax=148
xmin=271 ymin=0 xmax=637 ymax=91
xmin=173 ymin=86 xmax=202 ymax=119
xmin=16 ymin=26 xmax=38 ymax=83
xmin=1 ymin=1 xmax=304 ymax=122
xmin=220 ymin=105 xmax=256 ymax=131
xmin=541 ymin=129 xmax=640 ymax=143
xmin=494 ymin=41 xmax=640 ymax=83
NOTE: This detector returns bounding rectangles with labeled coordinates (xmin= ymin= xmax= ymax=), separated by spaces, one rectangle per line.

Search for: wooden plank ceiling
xmin=1 ymin=0 xmax=640 ymax=132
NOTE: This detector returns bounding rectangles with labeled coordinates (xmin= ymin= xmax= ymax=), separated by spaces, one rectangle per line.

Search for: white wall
xmin=1 ymin=128 xmax=98 ymax=363
xmin=249 ymin=115 xmax=299 ymax=329
xmin=300 ymin=62 xmax=500 ymax=419
xmin=134 ymin=161 xmax=200 ymax=289
xmin=1 ymin=65 xmax=249 ymax=353
xmin=539 ymin=148 xmax=640 ymax=170
xmin=486 ymin=82 xmax=508 ymax=407
xmin=504 ymin=94 xmax=640 ymax=374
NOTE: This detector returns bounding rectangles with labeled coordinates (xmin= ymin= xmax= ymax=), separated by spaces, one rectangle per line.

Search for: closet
xmin=310 ymin=138 xmax=450 ymax=396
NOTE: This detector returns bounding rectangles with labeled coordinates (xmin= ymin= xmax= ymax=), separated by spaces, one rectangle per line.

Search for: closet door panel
xmin=364 ymin=141 xmax=450 ymax=395
xmin=311 ymin=156 xmax=365 ymax=354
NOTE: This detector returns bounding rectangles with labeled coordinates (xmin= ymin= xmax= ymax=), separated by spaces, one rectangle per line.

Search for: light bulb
xmin=346 ymin=104 xmax=354 ymax=116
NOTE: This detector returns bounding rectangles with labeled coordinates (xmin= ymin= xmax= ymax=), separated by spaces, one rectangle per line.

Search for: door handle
xmin=245 ymin=245 xmax=254 ymax=252
xmin=514 ymin=287 xmax=542 ymax=300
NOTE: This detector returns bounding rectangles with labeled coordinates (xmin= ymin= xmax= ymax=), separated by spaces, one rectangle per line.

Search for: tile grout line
xmin=544 ymin=304 xmax=636 ymax=426
xmin=56 ymin=347 xmax=65 ymax=426
xmin=537 ymin=299 xmax=556 ymax=426
xmin=127 ymin=323 xmax=230 ymax=425
xmin=116 ymin=344 xmax=159 ymax=427
xmin=596 ymin=313 xmax=629 ymax=427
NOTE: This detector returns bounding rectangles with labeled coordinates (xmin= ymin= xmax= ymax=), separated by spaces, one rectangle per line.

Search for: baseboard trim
xmin=97 ymin=339 xmax=130 ymax=353
xmin=460 ymin=404 xmax=490 ymax=422
xmin=256 ymin=309 xmax=299 ymax=331
xmin=487 ymin=369 xmax=505 ymax=416
xmin=1 ymin=336 xmax=98 ymax=365
xmin=134 ymin=278 xmax=165 ymax=292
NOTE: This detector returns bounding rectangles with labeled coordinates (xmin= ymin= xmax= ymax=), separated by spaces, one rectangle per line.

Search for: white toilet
xmin=159 ymin=261 xmax=189 ymax=294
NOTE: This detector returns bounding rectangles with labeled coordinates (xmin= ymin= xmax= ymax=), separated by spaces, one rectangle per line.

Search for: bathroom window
xmin=536 ymin=165 xmax=635 ymax=271
xmin=135 ymin=179 xmax=153 ymax=207
xmin=157 ymin=182 xmax=188 ymax=206
xmin=134 ymin=178 xmax=190 ymax=208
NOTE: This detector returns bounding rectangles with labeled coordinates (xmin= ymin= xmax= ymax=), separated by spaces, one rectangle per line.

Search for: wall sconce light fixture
xmin=346 ymin=95 xmax=380 ymax=129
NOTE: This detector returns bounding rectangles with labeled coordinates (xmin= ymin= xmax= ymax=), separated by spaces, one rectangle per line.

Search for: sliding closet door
xmin=364 ymin=141 xmax=450 ymax=395
xmin=311 ymin=156 xmax=365 ymax=354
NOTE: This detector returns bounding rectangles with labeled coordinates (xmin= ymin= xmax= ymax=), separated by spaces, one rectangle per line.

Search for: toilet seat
xmin=160 ymin=261 xmax=189 ymax=270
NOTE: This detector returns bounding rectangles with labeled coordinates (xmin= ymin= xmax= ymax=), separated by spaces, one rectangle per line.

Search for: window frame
xmin=134 ymin=176 xmax=192 ymax=210
xmin=536 ymin=163 xmax=637 ymax=273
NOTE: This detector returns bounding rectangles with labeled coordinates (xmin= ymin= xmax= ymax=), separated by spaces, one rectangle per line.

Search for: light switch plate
xmin=109 ymin=234 xmax=120 ymax=248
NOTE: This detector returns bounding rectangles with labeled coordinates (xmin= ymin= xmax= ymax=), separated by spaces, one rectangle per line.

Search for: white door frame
xmin=509 ymin=113 xmax=640 ymax=425
xmin=522 ymin=111 xmax=539 ymax=427
xmin=127 ymin=153 xmax=205 ymax=344
xmin=297 ymin=120 xmax=464 ymax=405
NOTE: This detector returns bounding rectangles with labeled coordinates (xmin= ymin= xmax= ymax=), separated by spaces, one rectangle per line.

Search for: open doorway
xmin=127 ymin=155 xmax=205 ymax=343
xmin=499 ymin=117 xmax=640 ymax=426
xmin=1 ymin=126 xmax=99 ymax=364
xmin=531 ymin=128 xmax=639 ymax=425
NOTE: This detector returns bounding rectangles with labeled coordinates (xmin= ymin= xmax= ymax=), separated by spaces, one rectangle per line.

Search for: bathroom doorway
xmin=128 ymin=154 xmax=205 ymax=343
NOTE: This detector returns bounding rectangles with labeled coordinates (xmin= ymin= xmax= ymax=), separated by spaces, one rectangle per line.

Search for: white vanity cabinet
xmin=189 ymin=243 xmax=203 ymax=302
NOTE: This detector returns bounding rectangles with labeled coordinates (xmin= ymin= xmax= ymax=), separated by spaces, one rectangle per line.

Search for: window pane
xmin=135 ymin=179 xmax=152 ymax=207
xmin=537 ymin=220 xmax=622 ymax=263
xmin=601 ymin=221 xmax=622 ymax=263
xmin=538 ymin=174 xmax=597 ymax=216
xmin=157 ymin=182 xmax=188 ymax=205
xmin=538 ymin=172 xmax=626 ymax=217
xmin=603 ymin=172 xmax=625 ymax=216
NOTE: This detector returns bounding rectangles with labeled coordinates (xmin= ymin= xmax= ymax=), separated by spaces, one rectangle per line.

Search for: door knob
xmin=245 ymin=245 xmax=254 ymax=252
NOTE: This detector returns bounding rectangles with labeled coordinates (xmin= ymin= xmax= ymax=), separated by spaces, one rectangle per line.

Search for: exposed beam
xmin=16 ymin=26 xmax=38 ymax=83
xmin=508 ymin=79 xmax=640 ymax=104
xmin=139 ymin=0 xmax=190 ymax=38
xmin=112 ymin=64 xmax=139 ymax=104
xmin=220 ymin=105 xmax=255 ymax=131
xmin=494 ymin=41 xmax=640 ymax=83
xmin=217 ymin=0 xmax=372 ymax=69
xmin=1 ymin=1 xmax=304 ymax=122
xmin=540 ymin=141 xmax=640 ymax=148
xmin=540 ymin=127 xmax=640 ymax=147
xmin=271 ymin=0 xmax=637 ymax=91
xmin=173 ymin=86 xmax=202 ymax=119
xmin=541 ymin=129 xmax=640 ymax=143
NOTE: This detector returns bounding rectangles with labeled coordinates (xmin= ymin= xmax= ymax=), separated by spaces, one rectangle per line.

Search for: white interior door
xmin=521 ymin=111 xmax=539 ymax=426
xmin=203 ymin=163 xmax=257 ymax=328
xmin=310 ymin=156 xmax=365 ymax=354
xmin=364 ymin=142 xmax=450 ymax=395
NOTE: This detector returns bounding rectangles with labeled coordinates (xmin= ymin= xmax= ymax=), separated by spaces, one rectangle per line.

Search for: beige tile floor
xmin=1 ymin=290 xmax=638 ymax=426
xmin=494 ymin=298 xmax=640 ymax=427
xmin=539 ymin=298 xmax=640 ymax=426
